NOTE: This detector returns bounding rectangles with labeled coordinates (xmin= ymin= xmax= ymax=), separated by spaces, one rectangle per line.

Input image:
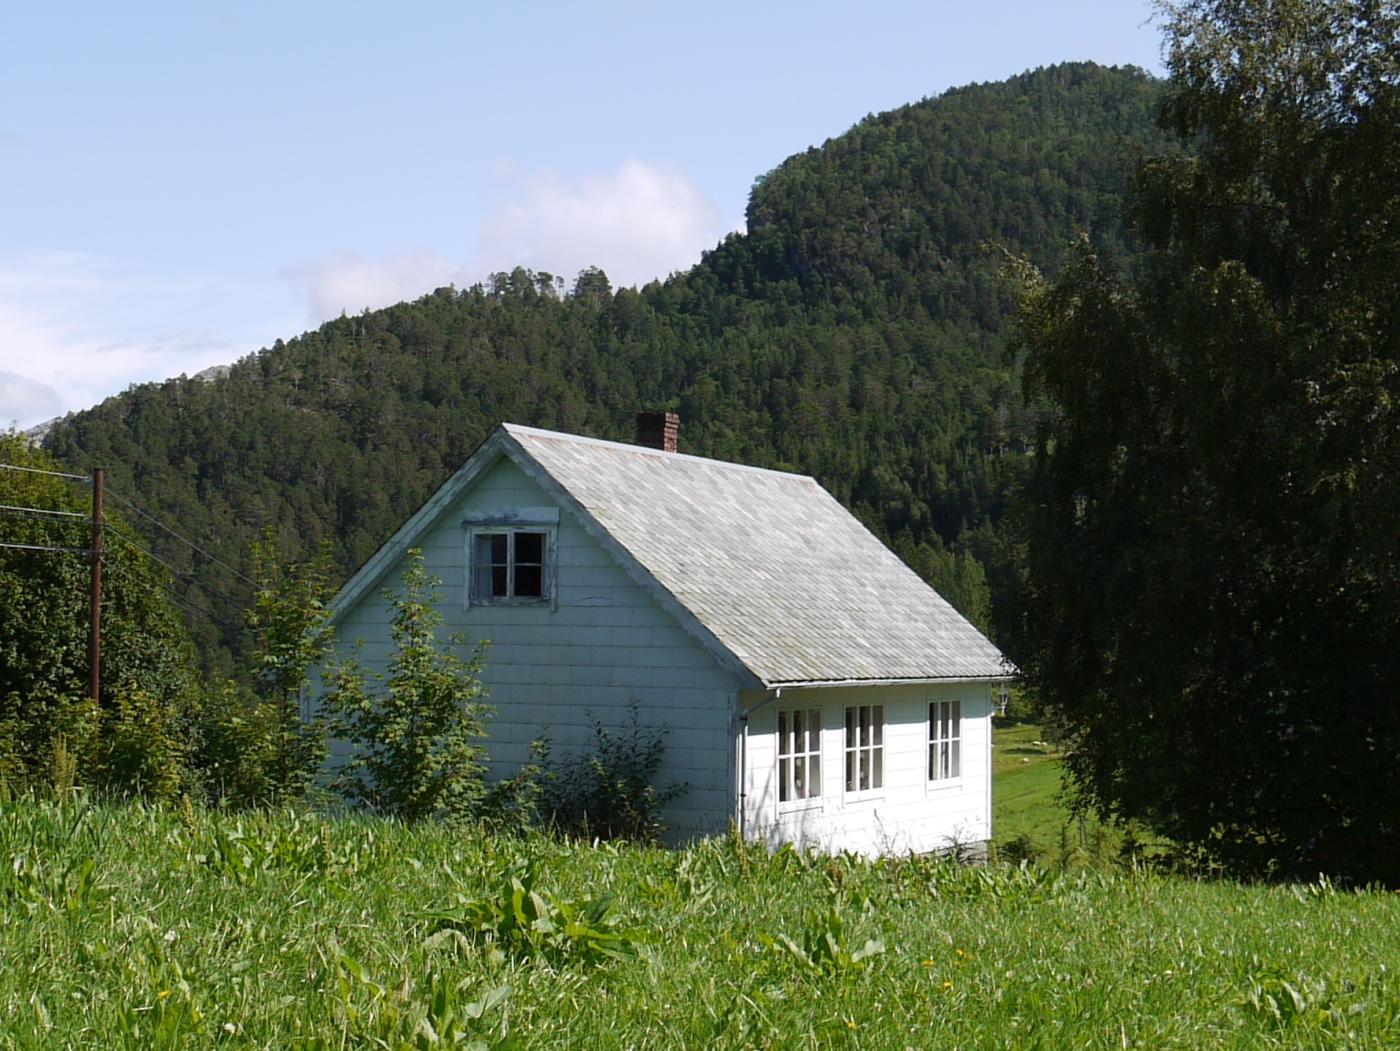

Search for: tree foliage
xmin=39 ymin=63 xmax=1167 ymax=667
xmin=0 ymin=432 xmax=199 ymax=798
xmin=322 ymin=550 xmax=491 ymax=822
xmin=1014 ymin=1 xmax=1400 ymax=881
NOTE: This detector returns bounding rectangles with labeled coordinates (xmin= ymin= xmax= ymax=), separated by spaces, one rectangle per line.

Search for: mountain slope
xmin=42 ymin=62 xmax=1165 ymax=673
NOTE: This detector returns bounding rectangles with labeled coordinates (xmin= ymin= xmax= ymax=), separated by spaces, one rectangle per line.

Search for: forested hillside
xmin=43 ymin=62 xmax=1165 ymax=674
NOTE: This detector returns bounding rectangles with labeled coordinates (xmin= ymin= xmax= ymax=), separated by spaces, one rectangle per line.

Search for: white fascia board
xmin=326 ymin=429 xmax=510 ymax=625
xmin=768 ymin=672 xmax=1018 ymax=690
xmin=498 ymin=429 xmax=765 ymax=692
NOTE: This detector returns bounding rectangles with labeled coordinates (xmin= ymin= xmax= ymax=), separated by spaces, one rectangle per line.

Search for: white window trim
xmin=927 ymin=698 xmax=964 ymax=790
xmin=775 ymin=706 xmax=824 ymax=814
xmin=463 ymin=508 xmax=559 ymax=609
xmin=842 ymin=703 xmax=885 ymax=802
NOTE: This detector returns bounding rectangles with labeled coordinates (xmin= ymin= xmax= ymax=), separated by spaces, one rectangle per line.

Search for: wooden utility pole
xmin=88 ymin=467 xmax=103 ymax=705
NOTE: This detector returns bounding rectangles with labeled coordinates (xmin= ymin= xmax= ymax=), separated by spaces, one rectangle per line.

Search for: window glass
xmin=472 ymin=528 xmax=549 ymax=601
xmin=777 ymin=707 xmax=821 ymax=804
xmin=844 ymin=704 xmax=884 ymax=793
xmin=475 ymin=533 xmax=505 ymax=597
xmin=929 ymin=700 xmax=963 ymax=781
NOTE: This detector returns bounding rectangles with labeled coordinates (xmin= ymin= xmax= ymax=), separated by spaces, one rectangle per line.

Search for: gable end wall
xmin=327 ymin=456 xmax=742 ymax=839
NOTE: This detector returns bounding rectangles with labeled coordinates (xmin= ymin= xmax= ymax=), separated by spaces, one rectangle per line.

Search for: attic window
xmin=469 ymin=529 xmax=551 ymax=603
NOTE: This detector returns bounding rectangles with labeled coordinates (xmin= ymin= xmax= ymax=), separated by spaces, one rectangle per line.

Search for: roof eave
xmin=326 ymin=428 xmax=511 ymax=624
xmin=762 ymin=670 xmax=1018 ymax=690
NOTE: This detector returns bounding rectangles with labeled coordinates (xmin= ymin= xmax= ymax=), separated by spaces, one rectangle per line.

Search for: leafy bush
xmin=322 ymin=550 xmax=491 ymax=823
xmin=95 ymin=683 xmax=186 ymax=802
xmin=193 ymin=680 xmax=322 ymax=810
xmin=423 ymin=857 xmax=640 ymax=967
xmin=537 ymin=705 xmax=684 ymax=842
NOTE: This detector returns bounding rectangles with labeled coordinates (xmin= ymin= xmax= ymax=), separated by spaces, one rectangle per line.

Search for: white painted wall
xmin=328 ymin=455 xmax=743 ymax=839
xmin=740 ymin=682 xmax=994 ymax=856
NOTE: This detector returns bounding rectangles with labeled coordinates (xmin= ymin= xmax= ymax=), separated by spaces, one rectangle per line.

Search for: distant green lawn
xmin=992 ymin=719 xmax=1070 ymax=850
xmin=992 ymin=719 xmax=1147 ymax=863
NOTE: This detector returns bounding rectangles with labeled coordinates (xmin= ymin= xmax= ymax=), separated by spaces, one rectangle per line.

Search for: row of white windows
xmin=776 ymin=702 xmax=962 ymax=803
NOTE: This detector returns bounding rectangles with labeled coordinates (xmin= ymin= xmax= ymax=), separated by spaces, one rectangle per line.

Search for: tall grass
xmin=3 ymin=797 xmax=1397 ymax=1048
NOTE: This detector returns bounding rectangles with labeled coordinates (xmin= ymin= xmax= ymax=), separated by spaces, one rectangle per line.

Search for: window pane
xmin=951 ymin=702 xmax=961 ymax=738
xmin=845 ymin=749 xmax=856 ymax=792
xmin=515 ymin=531 xmax=544 ymax=563
xmin=872 ymin=743 xmax=883 ymax=789
xmin=809 ymin=755 xmax=820 ymax=798
xmin=873 ymin=706 xmax=884 ymax=746
xmin=845 ymin=707 xmax=856 ymax=747
xmin=779 ymin=757 xmax=790 ymax=803
xmin=491 ymin=565 xmax=508 ymax=596
xmin=490 ymin=533 xmax=508 ymax=563
xmin=778 ymin=712 xmax=789 ymax=756
xmin=950 ymin=740 xmax=961 ymax=779
xmin=859 ymin=748 xmax=870 ymax=791
xmin=793 ymin=754 xmax=806 ymax=798
xmin=514 ymin=563 xmax=543 ymax=597
xmin=929 ymin=743 xmax=937 ymax=781
xmin=859 ymin=706 xmax=870 ymax=747
xmin=808 ymin=710 xmax=821 ymax=751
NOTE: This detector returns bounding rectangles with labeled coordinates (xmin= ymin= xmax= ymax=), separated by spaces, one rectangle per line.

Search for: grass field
xmin=4 ymin=797 xmax=1398 ymax=1048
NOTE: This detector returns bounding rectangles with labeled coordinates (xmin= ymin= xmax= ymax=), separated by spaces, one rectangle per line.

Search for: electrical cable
xmin=0 ymin=503 xmax=87 ymax=520
xmin=0 ymin=540 xmax=90 ymax=555
xmin=0 ymin=462 xmax=89 ymax=481
xmin=104 ymin=487 xmax=255 ymax=586
xmin=106 ymin=527 xmax=246 ymax=611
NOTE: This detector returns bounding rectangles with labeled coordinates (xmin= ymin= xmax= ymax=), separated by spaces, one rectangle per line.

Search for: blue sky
xmin=0 ymin=1 xmax=1164 ymax=429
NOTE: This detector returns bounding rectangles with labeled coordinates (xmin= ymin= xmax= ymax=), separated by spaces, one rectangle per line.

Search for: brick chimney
xmin=635 ymin=411 xmax=680 ymax=453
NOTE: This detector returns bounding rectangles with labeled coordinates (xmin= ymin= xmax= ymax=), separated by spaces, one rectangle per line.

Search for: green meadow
xmin=4 ymin=788 xmax=1398 ymax=1049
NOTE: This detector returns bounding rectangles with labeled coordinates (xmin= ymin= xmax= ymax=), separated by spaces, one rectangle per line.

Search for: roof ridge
xmin=502 ymin=423 xmax=817 ymax=482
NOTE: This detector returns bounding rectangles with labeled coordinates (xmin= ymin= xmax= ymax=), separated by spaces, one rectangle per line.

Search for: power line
xmin=0 ymin=540 xmax=90 ymax=555
xmin=101 ymin=546 xmax=246 ymax=636
xmin=106 ymin=526 xmax=247 ymax=612
xmin=104 ymin=486 xmax=256 ymax=586
xmin=164 ymin=591 xmax=245 ymax=636
xmin=0 ymin=503 xmax=86 ymax=520
xmin=0 ymin=462 xmax=90 ymax=481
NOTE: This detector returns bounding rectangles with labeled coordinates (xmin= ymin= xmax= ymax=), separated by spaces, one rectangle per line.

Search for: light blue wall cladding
xmin=327 ymin=455 xmax=741 ymax=839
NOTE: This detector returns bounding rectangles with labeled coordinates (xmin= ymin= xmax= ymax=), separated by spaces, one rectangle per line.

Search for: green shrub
xmin=538 ymin=705 xmax=684 ymax=843
xmin=193 ymin=680 xmax=322 ymax=810
xmin=96 ymin=683 xmax=186 ymax=802
xmin=322 ymin=550 xmax=491 ymax=823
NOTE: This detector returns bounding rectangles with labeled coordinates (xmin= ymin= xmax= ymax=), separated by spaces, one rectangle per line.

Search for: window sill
xmin=926 ymin=777 xmax=964 ymax=793
xmin=777 ymin=798 xmax=824 ymax=815
xmin=842 ymin=790 xmax=885 ymax=805
xmin=468 ymin=596 xmax=552 ymax=608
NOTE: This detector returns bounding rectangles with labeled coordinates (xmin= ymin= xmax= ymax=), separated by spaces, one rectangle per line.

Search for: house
xmin=322 ymin=414 xmax=1012 ymax=854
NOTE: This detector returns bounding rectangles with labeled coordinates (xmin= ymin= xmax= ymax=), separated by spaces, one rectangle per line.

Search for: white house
xmin=322 ymin=415 xmax=1012 ymax=854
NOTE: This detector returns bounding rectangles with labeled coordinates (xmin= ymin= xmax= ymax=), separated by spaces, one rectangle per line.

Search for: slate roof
xmin=502 ymin=424 xmax=1009 ymax=687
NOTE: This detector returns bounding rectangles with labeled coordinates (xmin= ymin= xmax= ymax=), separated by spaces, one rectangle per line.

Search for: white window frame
xmin=463 ymin=507 xmax=558 ymax=609
xmin=843 ymin=703 xmax=884 ymax=799
xmin=928 ymin=700 xmax=962 ymax=785
xmin=776 ymin=707 xmax=823 ymax=811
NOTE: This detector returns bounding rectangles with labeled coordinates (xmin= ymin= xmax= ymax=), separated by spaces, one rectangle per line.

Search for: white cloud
xmin=283 ymin=249 xmax=474 ymax=326
xmin=0 ymin=255 xmax=275 ymax=430
xmin=0 ymin=369 xmax=62 ymax=430
xmin=284 ymin=160 xmax=729 ymax=326
xmin=479 ymin=159 xmax=726 ymax=289
xmin=1 ymin=160 xmax=731 ymax=427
